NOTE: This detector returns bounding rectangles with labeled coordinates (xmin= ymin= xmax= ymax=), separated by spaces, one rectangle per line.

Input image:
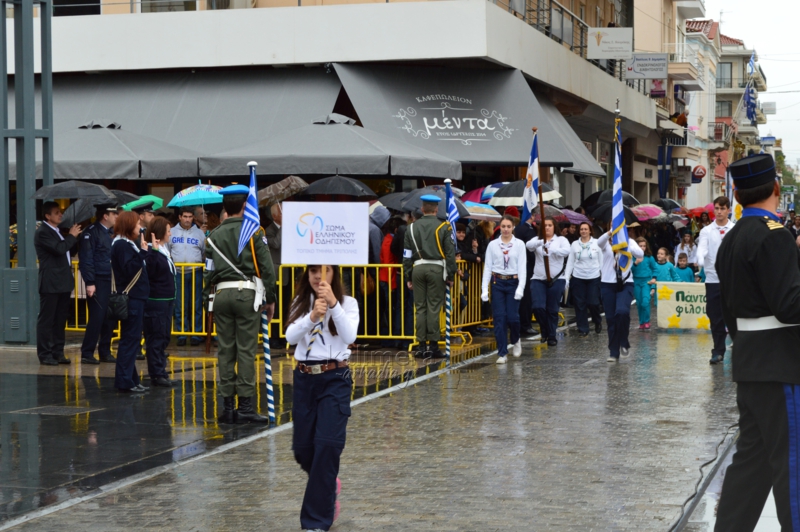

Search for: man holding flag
xmin=203 ymin=175 xmax=276 ymax=424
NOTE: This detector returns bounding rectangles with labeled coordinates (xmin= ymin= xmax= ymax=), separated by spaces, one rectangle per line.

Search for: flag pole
xmin=444 ymin=179 xmax=453 ymax=365
xmin=533 ymin=127 xmax=551 ymax=282
xmin=249 ymin=160 xmax=276 ymax=426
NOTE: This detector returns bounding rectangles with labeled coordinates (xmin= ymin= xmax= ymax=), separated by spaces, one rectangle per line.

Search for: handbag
xmin=107 ymin=267 xmax=143 ymax=321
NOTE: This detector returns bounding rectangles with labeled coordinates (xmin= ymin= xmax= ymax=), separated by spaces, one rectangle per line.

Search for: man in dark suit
xmin=34 ymin=202 xmax=81 ymax=366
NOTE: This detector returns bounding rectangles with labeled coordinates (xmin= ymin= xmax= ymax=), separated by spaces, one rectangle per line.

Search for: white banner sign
xmin=281 ymin=202 xmax=369 ymax=265
xmin=674 ymin=170 xmax=692 ymax=187
xmin=625 ymin=53 xmax=668 ymax=79
xmin=587 ymin=28 xmax=633 ymax=60
xmin=656 ymin=282 xmax=710 ymax=330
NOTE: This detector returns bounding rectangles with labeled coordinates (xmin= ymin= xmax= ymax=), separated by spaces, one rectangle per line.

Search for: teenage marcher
xmin=111 ymin=211 xmax=150 ymax=393
xmin=632 ymin=238 xmax=657 ymax=330
xmin=285 ymin=265 xmax=359 ymax=532
xmin=696 ymin=196 xmax=734 ymax=364
xmin=203 ymin=185 xmax=276 ymax=424
xmin=78 ymin=203 xmax=118 ymax=365
xmin=481 ymin=215 xmax=527 ymax=364
xmin=402 ymin=195 xmax=457 ymax=359
xmin=143 ymin=217 xmax=177 ymax=387
xmin=598 ymin=229 xmax=644 ymax=362
xmin=564 ymin=221 xmax=603 ymax=337
xmin=526 ymin=216 xmax=570 ymax=346
xmin=168 ymin=206 xmax=206 ymax=346
xmin=35 ymin=202 xmax=81 ymax=366
xmin=714 ymin=153 xmax=800 ymax=531
xmin=514 ymin=213 xmax=537 ymax=336
xmin=674 ymin=233 xmax=697 ymax=268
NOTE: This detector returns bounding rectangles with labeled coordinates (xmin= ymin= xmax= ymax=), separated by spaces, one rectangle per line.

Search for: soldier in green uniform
xmin=203 ymin=185 xmax=276 ymax=424
xmin=402 ymin=195 xmax=457 ymax=358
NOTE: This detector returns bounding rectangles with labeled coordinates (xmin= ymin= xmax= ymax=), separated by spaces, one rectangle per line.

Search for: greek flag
xmin=748 ymin=52 xmax=756 ymax=76
xmin=237 ymin=163 xmax=261 ymax=256
xmin=611 ymin=119 xmax=632 ymax=273
xmin=745 ymin=81 xmax=757 ymax=124
xmin=521 ymin=131 xmax=539 ymax=224
xmin=445 ymin=180 xmax=459 ymax=243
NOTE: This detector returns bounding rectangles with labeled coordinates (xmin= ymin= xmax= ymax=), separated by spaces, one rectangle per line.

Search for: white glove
xmin=481 ymin=292 xmax=489 ymax=302
xmin=514 ymin=290 xmax=523 ymax=300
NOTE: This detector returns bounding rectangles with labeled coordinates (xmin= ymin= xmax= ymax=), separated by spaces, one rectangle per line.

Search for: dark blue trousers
xmin=81 ymin=276 xmax=114 ymax=360
xmin=144 ymin=299 xmax=173 ymax=380
xmin=491 ymin=277 xmax=521 ymax=356
xmin=530 ymin=279 xmax=566 ymax=340
xmin=571 ymin=276 xmax=602 ymax=334
xmin=600 ymin=282 xmax=634 ymax=359
xmin=293 ymin=366 xmax=352 ymax=531
xmin=705 ymin=283 xmax=727 ymax=358
xmin=115 ymin=298 xmax=144 ymax=390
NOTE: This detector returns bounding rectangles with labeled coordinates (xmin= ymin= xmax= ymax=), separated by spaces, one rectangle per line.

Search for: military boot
xmin=414 ymin=342 xmax=428 ymax=359
xmin=218 ymin=396 xmax=237 ymax=424
xmin=236 ymin=397 xmax=269 ymax=424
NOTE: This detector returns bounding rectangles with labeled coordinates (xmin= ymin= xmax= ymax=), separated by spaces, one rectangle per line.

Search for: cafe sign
xmin=393 ymin=94 xmax=516 ymax=146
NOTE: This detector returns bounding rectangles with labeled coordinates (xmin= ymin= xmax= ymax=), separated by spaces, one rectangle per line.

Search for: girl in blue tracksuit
xmin=632 ymin=237 xmax=657 ymax=329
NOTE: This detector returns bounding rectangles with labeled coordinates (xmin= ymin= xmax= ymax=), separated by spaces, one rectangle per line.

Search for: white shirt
xmin=45 ymin=221 xmax=70 ymax=264
xmin=525 ymin=235 xmax=571 ymax=281
xmin=565 ymin=238 xmax=603 ymax=280
xmin=286 ymin=295 xmax=359 ymax=362
xmin=481 ymin=236 xmax=527 ymax=300
xmin=673 ymin=243 xmax=697 ymax=265
xmin=597 ymin=233 xmax=644 ymax=284
xmin=696 ymin=219 xmax=734 ymax=283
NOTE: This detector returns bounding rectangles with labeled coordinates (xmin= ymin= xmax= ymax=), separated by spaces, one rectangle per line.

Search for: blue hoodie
xmin=632 ymin=255 xmax=657 ymax=281
xmin=674 ymin=265 xmax=695 ymax=282
xmin=653 ymin=260 xmax=680 ymax=282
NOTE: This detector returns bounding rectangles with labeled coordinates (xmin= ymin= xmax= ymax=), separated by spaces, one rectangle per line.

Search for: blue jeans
xmin=174 ymin=269 xmax=203 ymax=341
xmin=570 ymin=276 xmax=601 ymax=333
xmin=600 ymin=282 xmax=634 ymax=358
xmin=491 ymin=277 xmax=521 ymax=356
xmin=633 ymin=279 xmax=651 ymax=325
xmin=115 ymin=297 xmax=144 ymax=390
xmin=530 ymin=278 xmax=566 ymax=340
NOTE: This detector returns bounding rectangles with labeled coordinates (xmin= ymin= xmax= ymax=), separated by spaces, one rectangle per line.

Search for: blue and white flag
xmin=521 ymin=131 xmax=539 ymax=224
xmin=444 ymin=180 xmax=459 ymax=243
xmin=238 ymin=163 xmax=261 ymax=256
xmin=748 ymin=52 xmax=756 ymax=76
xmin=745 ymin=81 xmax=757 ymax=124
xmin=611 ymin=119 xmax=632 ymax=273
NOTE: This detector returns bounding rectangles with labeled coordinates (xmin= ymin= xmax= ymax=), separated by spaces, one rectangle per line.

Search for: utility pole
xmin=1 ymin=0 xmax=54 ymax=344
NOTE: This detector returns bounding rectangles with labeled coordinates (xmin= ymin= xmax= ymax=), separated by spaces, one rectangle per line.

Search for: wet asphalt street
xmin=1 ymin=314 xmax=739 ymax=531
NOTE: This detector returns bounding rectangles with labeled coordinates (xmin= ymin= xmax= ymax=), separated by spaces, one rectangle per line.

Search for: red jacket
xmin=379 ymin=234 xmax=398 ymax=290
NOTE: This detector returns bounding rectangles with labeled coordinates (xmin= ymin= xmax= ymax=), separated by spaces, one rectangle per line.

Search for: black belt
xmin=297 ymin=360 xmax=349 ymax=375
xmin=492 ymin=273 xmax=518 ymax=280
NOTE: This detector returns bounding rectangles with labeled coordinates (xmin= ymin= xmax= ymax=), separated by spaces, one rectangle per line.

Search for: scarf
xmin=113 ymin=235 xmax=141 ymax=254
xmin=576 ymin=239 xmax=593 ymax=261
xmin=157 ymin=245 xmax=176 ymax=276
xmin=499 ymin=239 xmax=514 ymax=270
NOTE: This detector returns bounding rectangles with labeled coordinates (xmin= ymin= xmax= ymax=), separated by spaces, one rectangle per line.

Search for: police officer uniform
xmin=79 ymin=203 xmax=118 ymax=364
xmin=131 ymin=201 xmax=155 ymax=227
xmin=715 ymin=153 xmax=800 ymax=531
xmin=203 ymin=185 xmax=276 ymax=424
xmin=402 ymin=195 xmax=457 ymax=358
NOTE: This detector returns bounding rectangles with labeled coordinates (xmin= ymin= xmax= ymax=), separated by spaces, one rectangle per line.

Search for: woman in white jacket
xmin=526 ymin=216 xmax=571 ymax=346
xmin=564 ymin=222 xmax=603 ymax=337
xmin=285 ymin=265 xmax=359 ymax=532
xmin=481 ymin=215 xmax=527 ymax=364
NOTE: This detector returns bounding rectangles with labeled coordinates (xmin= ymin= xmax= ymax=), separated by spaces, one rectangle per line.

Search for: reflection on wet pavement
xmin=0 ymin=341 xmax=491 ymax=523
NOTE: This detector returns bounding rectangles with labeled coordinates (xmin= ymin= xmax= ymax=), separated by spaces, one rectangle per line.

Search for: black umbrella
xmin=58 ymin=199 xmax=96 ymax=228
xmin=111 ymin=190 xmax=139 ymax=205
xmin=399 ymin=188 xmax=470 ymax=220
xmin=300 ymin=175 xmax=376 ymax=199
xmin=378 ymin=191 xmax=410 ymax=211
xmin=654 ymin=198 xmax=682 ymax=211
xmin=488 ymin=181 xmax=560 ymax=207
xmin=581 ymin=189 xmax=639 ymax=210
xmin=32 ymin=180 xmax=117 ymax=203
xmin=590 ymin=203 xmax=639 ymax=225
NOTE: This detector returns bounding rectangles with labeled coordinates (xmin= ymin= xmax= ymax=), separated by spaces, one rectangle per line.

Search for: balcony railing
xmin=665 ymin=128 xmax=696 ymax=147
xmin=708 ymin=122 xmax=730 ymax=142
xmin=664 ymin=42 xmax=699 ymax=69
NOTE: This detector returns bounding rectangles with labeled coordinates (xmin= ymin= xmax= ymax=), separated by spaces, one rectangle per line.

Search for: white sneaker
xmin=620 ymin=347 xmax=630 ymax=359
xmin=496 ymin=356 xmax=508 ymax=365
xmin=607 ymin=356 xmax=618 ymax=363
xmin=512 ymin=341 xmax=522 ymax=357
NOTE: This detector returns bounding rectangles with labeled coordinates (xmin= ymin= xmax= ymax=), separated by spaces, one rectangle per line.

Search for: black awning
xmin=334 ymin=63 xmax=574 ymax=168
xmin=536 ymin=93 xmax=606 ymax=177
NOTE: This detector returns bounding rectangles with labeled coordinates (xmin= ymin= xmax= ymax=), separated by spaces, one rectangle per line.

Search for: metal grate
xmin=11 ymin=406 xmax=104 ymax=416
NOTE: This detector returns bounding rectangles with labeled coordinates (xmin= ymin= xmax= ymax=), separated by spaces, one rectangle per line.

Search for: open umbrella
xmin=654 ymin=198 xmax=681 ymax=211
xmin=258 ymin=175 xmax=309 ymax=207
xmin=32 ymin=180 xmax=117 ymax=203
xmin=530 ymin=204 xmax=568 ymax=223
xmin=489 ymin=181 xmax=561 ymax=207
xmin=58 ymin=199 xmax=95 ymax=228
xmin=460 ymin=182 xmax=510 ymax=204
xmin=561 ymin=209 xmax=591 ymax=225
xmin=689 ymin=204 xmax=715 ymax=219
xmin=376 ymin=192 xmax=409 ymax=211
xmin=111 ymin=190 xmax=139 ymax=205
xmin=400 ymin=188 xmax=470 ymax=220
xmin=631 ymin=204 xmax=666 ymax=222
xmin=123 ymin=194 xmax=164 ymax=212
xmin=299 ymin=175 xmax=377 ymax=200
xmin=464 ymin=201 xmax=501 ymax=221
xmin=581 ymin=190 xmax=639 ymax=211
xmin=591 ymin=203 xmax=639 ymax=225
xmin=168 ymin=184 xmax=223 ymax=208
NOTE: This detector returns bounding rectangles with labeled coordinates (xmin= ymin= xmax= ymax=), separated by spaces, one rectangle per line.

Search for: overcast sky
xmin=701 ymin=0 xmax=800 ymax=165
